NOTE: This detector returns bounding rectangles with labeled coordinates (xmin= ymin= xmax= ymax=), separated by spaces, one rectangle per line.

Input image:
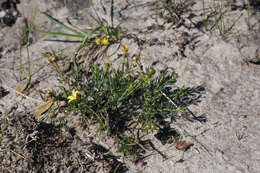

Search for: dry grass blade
xmin=2 ymin=84 xmax=42 ymax=103
xmin=15 ymin=82 xmax=28 ymax=97
xmin=174 ymin=141 xmax=193 ymax=151
xmin=33 ymin=99 xmax=53 ymax=117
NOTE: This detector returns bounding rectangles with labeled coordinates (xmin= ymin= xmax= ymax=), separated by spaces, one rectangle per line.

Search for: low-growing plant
xmin=208 ymin=0 xmax=243 ymax=40
xmin=25 ymin=3 xmax=121 ymax=55
xmin=119 ymin=136 xmax=135 ymax=156
xmin=48 ymin=45 xmax=189 ymax=156
xmin=154 ymin=0 xmax=190 ymax=24
xmin=25 ymin=5 xmax=190 ymax=157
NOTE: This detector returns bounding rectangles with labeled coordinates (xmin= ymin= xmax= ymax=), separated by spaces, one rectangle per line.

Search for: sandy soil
xmin=0 ymin=0 xmax=260 ymax=172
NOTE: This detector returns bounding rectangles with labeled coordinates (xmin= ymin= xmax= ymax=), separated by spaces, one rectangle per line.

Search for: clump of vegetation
xmin=24 ymin=4 xmax=190 ymax=158
xmin=154 ymin=0 xmax=191 ymax=25
xmin=50 ymin=46 xmax=186 ymax=156
xmin=57 ymin=54 xmax=180 ymax=129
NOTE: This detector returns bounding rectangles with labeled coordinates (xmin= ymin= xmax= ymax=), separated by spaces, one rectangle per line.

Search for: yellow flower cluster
xmin=95 ymin=37 xmax=109 ymax=45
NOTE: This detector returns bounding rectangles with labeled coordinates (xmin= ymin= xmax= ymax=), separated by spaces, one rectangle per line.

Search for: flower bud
xmin=45 ymin=92 xmax=52 ymax=99
xmin=122 ymin=44 xmax=129 ymax=53
xmin=49 ymin=55 xmax=57 ymax=63
xmin=132 ymin=55 xmax=139 ymax=62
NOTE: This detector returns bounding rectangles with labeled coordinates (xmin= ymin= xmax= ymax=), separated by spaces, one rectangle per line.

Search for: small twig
xmin=175 ymin=123 xmax=213 ymax=158
xmin=2 ymin=84 xmax=43 ymax=103
xmin=160 ymin=90 xmax=178 ymax=108
xmin=9 ymin=149 xmax=28 ymax=160
xmin=160 ymin=91 xmax=202 ymax=122
xmin=113 ymin=163 xmax=121 ymax=173
xmin=238 ymin=47 xmax=250 ymax=66
xmin=134 ymin=131 xmax=168 ymax=160
xmin=1 ymin=145 xmax=28 ymax=160
xmin=134 ymin=141 xmax=149 ymax=153
xmin=111 ymin=0 xmax=114 ymax=27
xmin=160 ymin=91 xmax=212 ymax=157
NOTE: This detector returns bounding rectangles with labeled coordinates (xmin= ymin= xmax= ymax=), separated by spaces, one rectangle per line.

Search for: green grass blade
xmin=77 ymin=35 xmax=91 ymax=52
xmin=40 ymin=12 xmax=87 ymax=36
xmin=26 ymin=28 xmax=85 ymax=38
xmin=25 ymin=4 xmax=86 ymax=36
xmin=91 ymin=26 xmax=102 ymax=35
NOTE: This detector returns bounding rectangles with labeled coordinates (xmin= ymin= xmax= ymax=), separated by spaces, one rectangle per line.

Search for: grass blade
xmin=40 ymin=12 xmax=86 ymax=36
xmin=25 ymin=4 xmax=86 ymax=36
xmin=26 ymin=28 xmax=85 ymax=38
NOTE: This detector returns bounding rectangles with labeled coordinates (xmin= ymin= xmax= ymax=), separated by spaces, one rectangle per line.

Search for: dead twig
xmin=2 ymin=84 xmax=42 ymax=103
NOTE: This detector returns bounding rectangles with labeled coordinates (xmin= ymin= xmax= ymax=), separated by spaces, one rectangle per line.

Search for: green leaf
xmin=26 ymin=28 xmax=85 ymax=38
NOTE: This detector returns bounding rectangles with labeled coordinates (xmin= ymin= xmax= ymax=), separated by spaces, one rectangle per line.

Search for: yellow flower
xmin=122 ymin=44 xmax=129 ymax=53
xmin=68 ymin=89 xmax=78 ymax=103
xmin=102 ymin=37 xmax=109 ymax=45
xmin=95 ymin=38 xmax=101 ymax=45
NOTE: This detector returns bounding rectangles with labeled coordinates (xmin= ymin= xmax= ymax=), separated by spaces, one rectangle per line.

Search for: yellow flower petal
xmin=95 ymin=38 xmax=101 ymax=45
xmin=122 ymin=44 xmax=129 ymax=52
xmin=102 ymin=38 xmax=109 ymax=45
xmin=72 ymin=89 xmax=78 ymax=96
xmin=68 ymin=89 xmax=78 ymax=102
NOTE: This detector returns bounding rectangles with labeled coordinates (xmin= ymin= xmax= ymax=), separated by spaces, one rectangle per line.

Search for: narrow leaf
xmin=26 ymin=28 xmax=85 ymax=38
xmin=33 ymin=100 xmax=53 ymax=117
xmin=15 ymin=82 xmax=28 ymax=97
